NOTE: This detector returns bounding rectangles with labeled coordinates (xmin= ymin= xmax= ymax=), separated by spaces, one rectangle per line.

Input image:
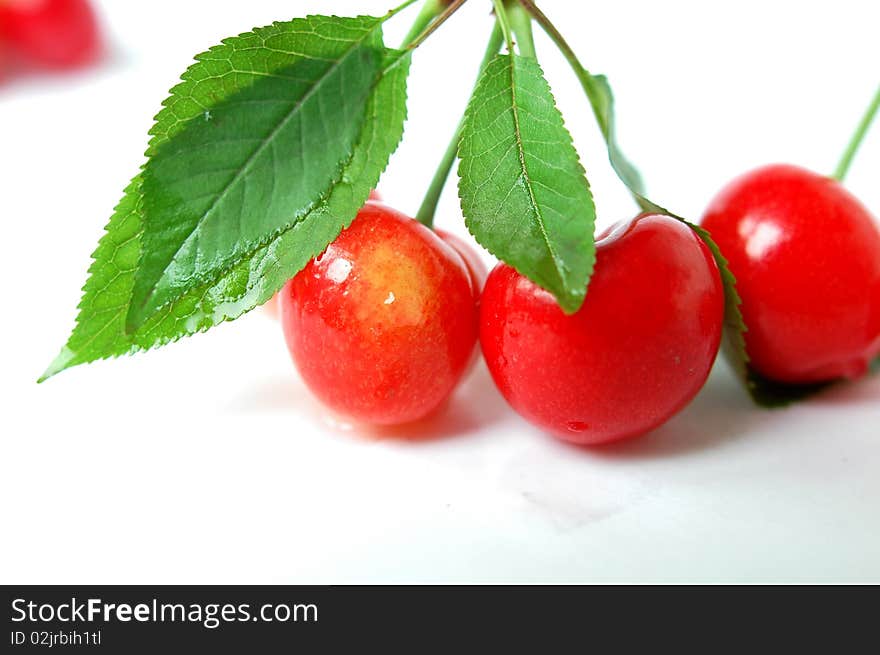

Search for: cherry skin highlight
xmin=264 ymin=191 xmax=385 ymax=319
xmin=266 ymin=228 xmax=485 ymax=318
xmin=364 ymin=192 xmax=487 ymax=292
xmin=280 ymin=202 xmax=479 ymax=425
xmin=480 ymin=214 xmax=724 ymax=445
xmin=702 ymin=164 xmax=880 ymax=383
xmin=0 ymin=0 xmax=100 ymax=69
xmin=364 ymin=191 xmax=486 ymax=292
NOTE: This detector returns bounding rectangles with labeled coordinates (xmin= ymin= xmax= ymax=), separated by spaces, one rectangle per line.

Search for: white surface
xmin=1 ymin=0 xmax=879 ymax=583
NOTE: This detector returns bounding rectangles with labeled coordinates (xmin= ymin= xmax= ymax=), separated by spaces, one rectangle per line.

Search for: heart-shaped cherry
xmin=480 ymin=213 xmax=724 ymax=445
xmin=702 ymin=164 xmax=880 ymax=383
xmin=280 ymin=201 xmax=479 ymax=425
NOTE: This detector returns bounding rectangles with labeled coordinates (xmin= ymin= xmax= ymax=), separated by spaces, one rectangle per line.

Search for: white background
xmin=1 ymin=0 xmax=878 ymax=583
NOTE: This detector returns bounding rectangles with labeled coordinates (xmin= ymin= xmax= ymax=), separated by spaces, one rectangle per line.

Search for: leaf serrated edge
xmin=40 ymin=176 xmax=145 ymax=382
xmin=130 ymin=47 xmax=412 ymax=329
xmin=145 ymin=15 xmax=387 ymax=156
xmin=40 ymin=46 xmax=412 ymax=383
xmin=457 ymin=53 xmax=596 ymax=315
xmin=502 ymin=55 xmax=573 ymax=307
xmin=128 ymin=16 xmax=390 ymax=331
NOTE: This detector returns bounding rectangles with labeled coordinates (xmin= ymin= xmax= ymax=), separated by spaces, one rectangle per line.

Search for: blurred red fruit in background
xmin=0 ymin=0 xmax=100 ymax=70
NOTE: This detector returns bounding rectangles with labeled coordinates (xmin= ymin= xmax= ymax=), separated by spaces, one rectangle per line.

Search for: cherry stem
xmin=833 ymin=84 xmax=880 ymax=182
xmin=387 ymin=0 xmax=423 ymax=22
xmin=416 ymin=21 xmax=504 ymax=227
xmin=404 ymin=0 xmax=468 ymax=50
xmin=490 ymin=0 xmax=516 ymax=53
xmin=506 ymin=1 xmax=536 ymax=58
xmin=398 ymin=0 xmax=442 ymax=46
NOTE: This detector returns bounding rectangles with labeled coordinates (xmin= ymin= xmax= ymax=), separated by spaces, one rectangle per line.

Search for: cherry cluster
xmin=0 ymin=0 xmax=99 ymax=74
xmin=32 ymin=0 xmax=876 ymax=448
xmin=270 ymin=166 xmax=880 ymax=446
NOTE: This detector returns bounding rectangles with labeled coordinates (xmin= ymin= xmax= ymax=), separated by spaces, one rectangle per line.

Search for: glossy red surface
xmin=281 ymin=202 xmax=478 ymax=425
xmin=0 ymin=0 xmax=99 ymax=68
xmin=480 ymin=214 xmax=724 ymax=445
xmin=702 ymin=164 xmax=880 ymax=383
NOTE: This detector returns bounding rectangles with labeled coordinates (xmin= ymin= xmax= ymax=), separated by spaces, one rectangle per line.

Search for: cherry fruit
xmin=702 ymin=164 xmax=880 ymax=383
xmin=480 ymin=214 xmax=724 ymax=445
xmin=0 ymin=0 xmax=99 ymax=69
xmin=280 ymin=202 xmax=479 ymax=425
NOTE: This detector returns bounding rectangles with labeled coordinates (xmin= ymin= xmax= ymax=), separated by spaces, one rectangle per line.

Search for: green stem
xmin=404 ymin=0 xmax=469 ymax=50
xmin=490 ymin=0 xmax=515 ymax=53
xmin=399 ymin=0 xmax=444 ymax=47
xmin=416 ymin=22 xmax=504 ymax=227
xmin=382 ymin=0 xmax=465 ymax=76
xmin=506 ymin=1 xmax=536 ymax=58
xmin=833 ymin=84 xmax=880 ymax=181
xmin=387 ymin=0 xmax=422 ymax=18
xmin=384 ymin=0 xmax=422 ymax=21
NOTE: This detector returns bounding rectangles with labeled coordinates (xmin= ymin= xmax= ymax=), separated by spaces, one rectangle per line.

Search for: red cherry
xmin=280 ymin=202 xmax=478 ymax=425
xmin=702 ymin=164 xmax=880 ymax=383
xmin=480 ymin=214 xmax=724 ymax=445
xmin=0 ymin=0 xmax=100 ymax=69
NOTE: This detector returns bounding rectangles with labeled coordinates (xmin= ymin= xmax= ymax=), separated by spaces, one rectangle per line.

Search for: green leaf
xmin=126 ymin=15 xmax=387 ymax=331
xmin=457 ymin=53 xmax=596 ymax=314
xmin=41 ymin=36 xmax=411 ymax=381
